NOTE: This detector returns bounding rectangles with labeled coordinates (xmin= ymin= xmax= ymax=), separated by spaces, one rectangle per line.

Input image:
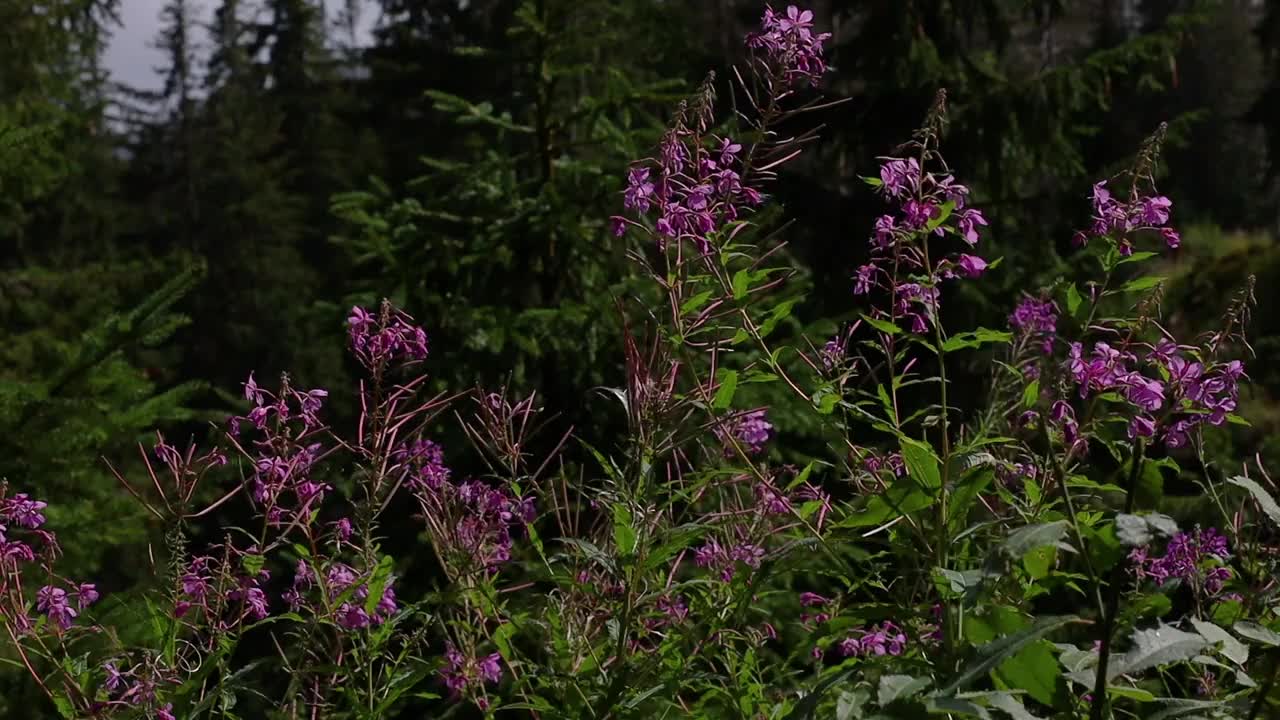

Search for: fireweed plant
xmin=3 ymin=5 xmax=1280 ymax=719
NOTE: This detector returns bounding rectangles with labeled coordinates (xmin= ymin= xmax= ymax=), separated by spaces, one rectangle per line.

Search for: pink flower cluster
xmin=1066 ymin=338 xmax=1245 ymax=445
xmin=1129 ymin=527 xmax=1232 ymax=596
xmin=715 ymin=408 xmax=773 ymax=457
xmin=173 ymin=552 xmax=271 ymax=626
xmin=412 ymin=468 xmax=535 ymax=577
xmin=0 ymin=488 xmax=98 ymax=633
xmin=839 ymin=621 xmax=908 ymax=657
xmin=347 ymin=303 xmax=430 ymax=370
xmin=615 ymin=135 xmax=762 ymax=252
xmin=695 ymin=536 xmax=766 ymax=581
xmin=440 ymin=643 xmax=502 ymax=703
xmin=1076 ymin=180 xmax=1180 ymax=253
xmin=230 ymin=375 xmax=333 ymax=525
xmin=1009 ymin=296 xmax=1058 ymax=354
xmin=294 ymin=561 xmax=400 ymax=630
xmin=746 ymin=5 xmax=832 ymax=87
xmin=855 ymin=156 xmax=990 ymax=333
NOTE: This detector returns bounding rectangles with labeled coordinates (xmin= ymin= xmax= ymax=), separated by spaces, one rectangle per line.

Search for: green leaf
xmin=1117 ymin=251 xmax=1158 ymax=264
xmin=860 ymin=313 xmax=902 ymax=336
xmin=988 ymin=693 xmax=1043 ymax=720
xmin=680 ymin=290 xmax=715 ymax=316
xmin=925 ymin=696 xmax=989 ymax=718
xmin=938 ymin=615 xmax=1079 ymax=695
xmin=926 ymin=200 xmax=956 ymax=232
xmin=1146 ymin=698 xmax=1227 ymax=719
xmin=994 ymin=641 xmax=1060 ymax=707
xmin=900 ymin=437 xmax=942 ymax=490
xmin=1189 ymin=618 xmax=1248 ymax=665
xmin=862 ymin=176 xmax=884 ymax=187
xmin=1115 ymin=513 xmax=1178 ymax=547
xmin=241 ymin=553 xmax=265 ymax=577
xmin=813 ymin=389 xmax=840 ymax=415
xmin=1069 ymin=625 xmax=1207 ymax=686
xmin=1233 ymin=621 xmax=1280 ymax=647
xmin=1106 ymin=686 xmax=1156 ymax=702
xmin=51 ymin=695 xmax=76 ymax=719
xmin=612 ymin=504 xmax=637 ymax=556
xmin=1227 ymin=476 xmax=1280 ymax=528
xmin=1066 ymin=284 xmax=1084 ymax=316
xmin=758 ymin=298 xmax=799 ymax=338
xmin=713 ymin=370 xmax=738 ymax=410
xmin=1002 ymin=521 xmax=1072 ymax=558
xmin=1022 ymin=546 xmax=1055 ymax=579
xmin=785 ymin=667 xmax=857 ymax=720
xmin=939 ymin=568 xmax=998 ymax=595
xmin=1021 ymin=380 xmax=1040 ymax=410
xmin=1119 ymin=276 xmax=1165 ymax=293
xmin=363 ymin=555 xmax=395 ymax=616
xmin=878 ymin=675 xmax=931 ymax=705
xmin=732 ymin=269 xmax=750 ymax=300
xmin=839 ymin=476 xmax=934 ymax=528
xmin=837 ymin=689 xmax=869 ymax=720
xmin=948 ymin=468 xmax=995 ymax=528
xmin=941 ymin=328 xmax=1013 ymax=353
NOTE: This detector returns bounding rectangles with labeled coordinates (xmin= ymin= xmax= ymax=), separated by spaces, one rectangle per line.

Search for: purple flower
xmin=716 ymin=409 xmax=773 ymax=456
xmin=76 ymin=583 xmax=99 ymax=609
xmin=799 ymin=592 xmax=828 ymax=607
xmin=3 ymin=494 xmax=47 ymax=529
xmin=103 ymin=662 xmax=125 ymax=693
xmin=1132 ymin=527 xmax=1232 ymax=597
xmin=717 ymin=137 xmax=743 ymax=164
xmin=956 ymin=208 xmax=987 ymax=246
xmin=347 ymin=304 xmax=431 ymax=369
xmin=623 ymin=167 xmax=655 ymax=213
xmin=873 ymin=214 xmax=896 ymax=249
xmin=729 ymin=543 xmax=765 ymax=568
xmin=610 ymin=215 xmax=628 ymax=237
xmin=36 ymin=586 xmax=76 ymax=630
xmin=1128 ymin=415 xmax=1156 ymax=439
xmin=853 ymin=264 xmax=878 ymax=295
xmin=333 ymin=518 xmax=353 ymax=543
xmin=841 ymin=621 xmax=907 ymax=657
xmin=937 ymin=175 xmax=970 ymax=207
xmin=955 ymin=254 xmax=987 ymax=278
xmin=1010 ymin=298 xmax=1056 ymax=332
xmin=748 ymin=5 xmax=832 ymax=86
xmin=657 ymin=595 xmax=689 ymax=622
xmin=694 ymin=538 xmax=724 ymax=570
xmin=1122 ymin=374 xmax=1166 ymax=412
xmin=903 ymin=199 xmax=940 ymax=230
xmin=478 ymin=653 xmax=503 ymax=684
xmin=1134 ymin=195 xmax=1172 ymax=226
xmin=879 ymin=159 xmax=918 ymax=199
xmin=230 ymin=585 xmax=269 ymax=620
xmin=156 ymin=705 xmax=175 ymax=720
xmin=376 ymin=585 xmax=398 ymax=618
xmin=755 ymin=482 xmax=792 ymax=514
xmin=336 ymin=604 xmax=370 ymax=630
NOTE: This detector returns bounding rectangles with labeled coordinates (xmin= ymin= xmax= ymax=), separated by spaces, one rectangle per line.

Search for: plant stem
xmin=1090 ymin=440 xmax=1144 ymax=720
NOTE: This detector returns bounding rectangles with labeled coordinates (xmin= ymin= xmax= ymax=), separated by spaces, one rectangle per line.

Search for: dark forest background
xmin=2 ymin=0 xmax=1279 ymax=716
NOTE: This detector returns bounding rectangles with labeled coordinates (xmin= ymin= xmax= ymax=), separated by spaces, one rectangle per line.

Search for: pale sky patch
xmin=104 ymin=0 xmax=378 ymax=91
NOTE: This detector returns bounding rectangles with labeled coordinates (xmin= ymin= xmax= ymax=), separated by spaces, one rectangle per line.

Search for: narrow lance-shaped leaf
xmin=1227 ymin=476 xmax=1280 ymax=528
xmin=937 ymin=615 xmax=1080 ymax=696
